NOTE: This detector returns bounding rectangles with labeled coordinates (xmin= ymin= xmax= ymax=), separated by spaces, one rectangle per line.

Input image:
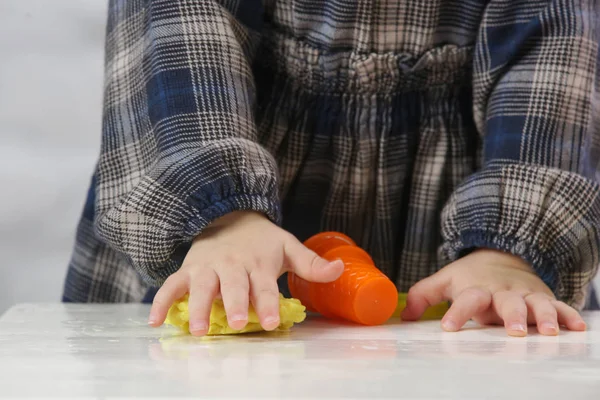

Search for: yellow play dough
xmin=165 ymin=294 xmax=306 ymax=335
xmin=393 ymin=292 xmax=450 ymax=320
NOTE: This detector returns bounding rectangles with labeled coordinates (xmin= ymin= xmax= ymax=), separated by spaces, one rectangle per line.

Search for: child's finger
xmin=525 ymin=293 xmax=559 ymax=336
xmin=442 ymin=287 xmax=492 ymax=331
xmin=401 ymin=273 xmax=449 ymax=321
xmin=492 ymin=291 xmax=528 ymax=337
xmin=284 ymin=237 xmax=344 ymax=282
xmin=553 ymin=300 xmax=586 ymax=331
xmin=187 ymin=267 xmax=219 ymax=336
xmin=249 ymin=269 xmax=281 ymax=331
xmin=148 ymin=273 xmax=188 ymax=327
xmin=215 ymin=264 xmax=250 ymax=331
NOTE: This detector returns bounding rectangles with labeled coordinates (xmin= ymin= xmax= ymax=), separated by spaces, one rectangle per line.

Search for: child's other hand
xmin=148 ymin=211 xmax=344 ymax=336
xmin=401 ymin=249 xmax=587 ymax=336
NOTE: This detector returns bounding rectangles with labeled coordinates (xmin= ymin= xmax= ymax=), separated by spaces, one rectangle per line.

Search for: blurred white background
xmin=0 ymin=1 xmax=598 ymax=315
xmin=0 ymin=0 xmax=107 ymax=314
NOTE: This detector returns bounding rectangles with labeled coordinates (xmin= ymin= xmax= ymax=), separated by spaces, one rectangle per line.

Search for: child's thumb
xmin=283 ymin=238 xmax=344 ymax=282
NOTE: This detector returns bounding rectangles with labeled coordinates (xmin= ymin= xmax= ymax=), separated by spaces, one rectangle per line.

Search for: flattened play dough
xmin=165 ymin=294 xmax=306 ymax=335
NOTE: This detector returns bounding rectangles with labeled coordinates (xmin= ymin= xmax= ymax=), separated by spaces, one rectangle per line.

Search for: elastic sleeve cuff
xmin=95 ymin=140 xmax=281 ymax=286
xmin=146 ymin=191 xmax=281 ymax=286
xmin=439 ymin=161 xmax=600 ymax=308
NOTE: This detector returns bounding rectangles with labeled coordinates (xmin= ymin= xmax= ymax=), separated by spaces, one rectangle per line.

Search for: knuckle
xmin=254 ymin=287 xmax=280 ymax=298
xmin=538 ymin=312 xmax=558 ymax=321
xmin=282 ymin=231 xmax=298 ymax=244
xmin=551 ymin=300 xmax=571 ymax=309
xmin=163 ymin=273 xmax=182 ymax=286
xmin=407 ymin=283 xmax=426 ymax=298
xmin=188 ymin=302 xmax=211 ymax=315
xmin=222 ymin=253 xmax=242 ymax=266
xmin=181 ymin=262 xmax=205 ymax=273
xmin=249 ymin=256 xmax=273 ymax=273
xmin=192 ymin=280 xmax=218 ymax=294
xmin=154 ymin=287 xmax=174 ymax=301
xmin=511 ymin=313 xmax=528 ymax=322
xmin=251 ymin=256 xmax=264 ymax=269
xmin=524 ymin=292 xmax=553 ymax=303
xmin=541 ymin=292 xmax=557 ymax=301
xmin=190 ymin=269 xmax=218 ymax=285
xmin=190 ymin=277 xmax=219 ymax=294
xmin=248 ymin=268 xmax=273 ymax=283
xmin=151 ymin=295 xmax=171 ymax=309
xmin=534 ymin=304 xmax=558 ymax=317
xmin=309 ymin=253 xmax=322 ymax=270
xmin=219 ymin=279 xmax=249 ymax=293
xmin=407 ymin=286 xmax=419 ymax=297
xmin=463 ymin=287 xmax=489 ymax=303
xmin=491 ymin=290 xmax=508 ymax=300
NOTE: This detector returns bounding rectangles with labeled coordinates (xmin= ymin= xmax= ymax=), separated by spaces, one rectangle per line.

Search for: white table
xmin=1 ymin=304 xmax=599 ymax=399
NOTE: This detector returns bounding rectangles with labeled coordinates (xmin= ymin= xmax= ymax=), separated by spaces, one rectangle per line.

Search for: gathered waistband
xmin=256 ymin=28 xmax=474 ymax=95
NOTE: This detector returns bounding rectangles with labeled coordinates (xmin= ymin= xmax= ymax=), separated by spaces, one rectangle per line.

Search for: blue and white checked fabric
xmin=64 ymin=0 xmax=600 ymax=309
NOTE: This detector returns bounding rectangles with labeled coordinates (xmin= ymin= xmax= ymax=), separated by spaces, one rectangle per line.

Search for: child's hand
xmin=401 ymin=249 xmax=587 ymax=336
xmin=148 ymin=211 xmax=344 ymax=336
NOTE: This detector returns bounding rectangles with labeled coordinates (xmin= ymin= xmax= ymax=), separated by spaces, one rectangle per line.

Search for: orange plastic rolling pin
xmin=287 ymin=232 xmax=398 ymax=326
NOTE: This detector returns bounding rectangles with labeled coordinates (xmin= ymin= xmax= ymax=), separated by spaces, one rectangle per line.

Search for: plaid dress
xmin=64 ymin=0 xmax=600 ymax=309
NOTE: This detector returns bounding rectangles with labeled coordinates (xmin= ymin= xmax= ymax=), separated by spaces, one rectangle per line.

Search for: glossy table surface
xmin=0 ymin=304 xmax=599 ymax=399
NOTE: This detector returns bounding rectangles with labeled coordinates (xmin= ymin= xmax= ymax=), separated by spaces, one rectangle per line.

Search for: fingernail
xmin=442 ymin=319 xmax=458 ymax=331
xmin=510 ymin=323 xmax=527 ymax=333
xmin=264 ymin=316 xmax=280 ymax=327
xmin=230 ymin=314 xmax=247 ymax=323
xmin=148 ymin=313 xmax=159 ymax=325
xmin=541 ymin=322 xmax=558 ymax=334
xmin=189 ymin=321 xmax=208 ymax=332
